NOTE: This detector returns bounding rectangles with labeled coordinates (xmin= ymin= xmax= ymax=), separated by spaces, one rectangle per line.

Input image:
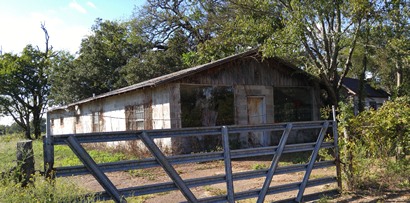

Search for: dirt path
xmin=70 ymin=157 xmax=344 ymax=202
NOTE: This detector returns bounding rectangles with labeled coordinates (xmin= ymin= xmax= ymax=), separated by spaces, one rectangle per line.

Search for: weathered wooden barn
xmin=48 ymin=49 xmax=323 ymax=153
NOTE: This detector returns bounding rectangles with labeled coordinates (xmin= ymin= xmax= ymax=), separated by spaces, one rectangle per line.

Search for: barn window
xmin=92 ymin=111 xmax=103 ymax=132
xmin=125 ymin=105 xmax=144 ymax=130
xmin=274 ymin=87 xmax=313 ymax=122
xmin=180 ymin=85 xmax=234 ymax=127
xmin=60 ymin=117 xmax=64 ymax=126
xmin=51 ymin=118 xmax=54 ymax=126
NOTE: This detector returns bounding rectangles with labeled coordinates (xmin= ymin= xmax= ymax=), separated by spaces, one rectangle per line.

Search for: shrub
xmin=338 ymin=97 xmax=410 ymax=190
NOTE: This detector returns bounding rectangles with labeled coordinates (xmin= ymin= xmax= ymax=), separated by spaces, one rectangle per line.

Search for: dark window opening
xmin=274 ymin=87 xmax=313 ymax=122
xmin=180 ymin=85 xmax=235 ymax=152
xmin=125 ymin=105 xmax=144 ymax=131
xmin=180 ymin=85 xmax=234 ymax=128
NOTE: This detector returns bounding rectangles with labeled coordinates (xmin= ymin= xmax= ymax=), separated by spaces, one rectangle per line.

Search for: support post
xmin=43 ymin=112 xmax=55 ymax=179
xmin=17 ymin=140 xmax=35 ymax=187
xmin=332 ymin=105 xmax=342 ymax=190
xmin=222 ymin=126 xmax=235 ymax=203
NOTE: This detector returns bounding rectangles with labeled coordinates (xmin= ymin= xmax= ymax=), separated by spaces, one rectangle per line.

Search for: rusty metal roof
xmin=48 ymin=48 xmax=259 ymax=111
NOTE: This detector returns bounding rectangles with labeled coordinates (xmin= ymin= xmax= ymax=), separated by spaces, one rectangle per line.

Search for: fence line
xmin=44 ymin=120 xmax=341 ymax=203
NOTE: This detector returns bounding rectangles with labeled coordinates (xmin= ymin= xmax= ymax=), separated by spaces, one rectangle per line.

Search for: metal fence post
xmin=222 ymin=126 xmax=235 ymax=203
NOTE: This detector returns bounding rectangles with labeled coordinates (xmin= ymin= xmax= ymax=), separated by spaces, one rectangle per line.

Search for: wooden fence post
xmin=44 ymin=111 xmax=55 ymax=179
xmin=16 ymin=140 xmax=35 ymax=187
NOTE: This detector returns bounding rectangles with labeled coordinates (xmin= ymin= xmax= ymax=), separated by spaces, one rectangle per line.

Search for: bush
xmin=338 ymin=97 xmax=410 ymax=190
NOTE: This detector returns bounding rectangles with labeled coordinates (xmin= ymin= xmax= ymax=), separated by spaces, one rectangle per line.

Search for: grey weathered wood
xmin=17 ymin=140 xmax=35 ymax=187
xmin=332 ymin=106 xmax=342 ymax=190
xmin=44 ymin=112 xmax=55 ymax=179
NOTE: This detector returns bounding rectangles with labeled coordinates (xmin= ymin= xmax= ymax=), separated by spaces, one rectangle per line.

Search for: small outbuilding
xmin=48 ymin=49 xmax=324 ymax=153
xmin=341 ymin=77 xmax=390 ymax=115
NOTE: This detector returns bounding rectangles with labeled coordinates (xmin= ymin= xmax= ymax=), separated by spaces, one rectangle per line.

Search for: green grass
xmin=127 ymin=169 xmax=157 ymax=181
xmin=0 ymin=172 xmax=95 ymax=202
xmin=251 ymin=163 xmax=268 ymax=170
xmin=0 ymin=133 xmax=130 ymax=202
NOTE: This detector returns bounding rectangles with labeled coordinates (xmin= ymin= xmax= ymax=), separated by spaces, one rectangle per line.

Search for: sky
xmin=0 ymin=0 xmax=145 ymax=54
xmin=0 ymin=0 xmax=145 ymax=125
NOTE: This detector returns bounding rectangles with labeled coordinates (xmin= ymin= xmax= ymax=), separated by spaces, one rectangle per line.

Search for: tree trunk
xmin=32 ymin=106 xmax=41 ymax=139
xmin=24 ymin=115 xmax=31 ymax=140
xmin=358 ymin=52 xmax=367 ymax=113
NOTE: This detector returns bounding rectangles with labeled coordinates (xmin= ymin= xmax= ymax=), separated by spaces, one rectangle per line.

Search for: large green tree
xmin=0 ymin=24 xmax=52 ymax=139
xmin=120 ymin=29 xmax=190 ymax=84
xmin=49 ymin=19 xmax=146 ymax=105
xmin=135 ymin=0 xmax=231 ymax=50
xmin=378 ymin=0 xmax=410 ymax=96
xmin=242 ymin=0 xmax=368 ymax=106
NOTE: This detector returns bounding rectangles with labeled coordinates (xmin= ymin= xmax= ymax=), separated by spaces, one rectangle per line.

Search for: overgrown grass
xmin=0 ymin=133 xmax=130 ymax=202
xmin=0 ymin=173 xmax=95 ymax=202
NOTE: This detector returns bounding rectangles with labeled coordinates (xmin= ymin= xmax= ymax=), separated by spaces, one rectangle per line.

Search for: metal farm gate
xmin=43 ymin=120 xmax=341 ymax=203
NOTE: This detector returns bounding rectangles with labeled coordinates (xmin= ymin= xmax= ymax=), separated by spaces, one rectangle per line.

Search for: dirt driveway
xmin=70 ymin=156 xmax=341 ymax=202
xmin=69 ymin=156 xmax=409 ymax=202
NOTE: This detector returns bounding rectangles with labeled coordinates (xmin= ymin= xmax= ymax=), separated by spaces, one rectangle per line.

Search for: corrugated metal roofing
xmin=48 ymin=48 xmax=259 ymax=111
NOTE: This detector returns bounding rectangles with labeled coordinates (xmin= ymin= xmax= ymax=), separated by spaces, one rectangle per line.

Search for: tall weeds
xmin=338 ymin=97 xmax=410 ymax=190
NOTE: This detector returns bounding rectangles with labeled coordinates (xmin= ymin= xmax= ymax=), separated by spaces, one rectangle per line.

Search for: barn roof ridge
xmin=48 ymin=48 xmax=260 ymax=111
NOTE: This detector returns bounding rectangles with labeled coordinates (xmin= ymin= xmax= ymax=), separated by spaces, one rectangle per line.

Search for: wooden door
xmin=247 ymin=97 xmax=269 ymax=146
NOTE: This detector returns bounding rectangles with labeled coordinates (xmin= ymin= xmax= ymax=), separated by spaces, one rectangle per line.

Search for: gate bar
xmin=295 ymin=121 xmax=329 ymax=202
xmin=257 ymin=123 xmax=292 ymax=203
xmin=65 ymin=136 xmax=126 ymax=203
xmin=139 ymin=131 xmax=198 ymax=203
xmin=222 ymin=126 xmax=235 ymax=203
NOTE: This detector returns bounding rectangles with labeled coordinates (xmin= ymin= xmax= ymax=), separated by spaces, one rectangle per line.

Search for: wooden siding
xmin=176 ymin=57 xmax=312 ymax=87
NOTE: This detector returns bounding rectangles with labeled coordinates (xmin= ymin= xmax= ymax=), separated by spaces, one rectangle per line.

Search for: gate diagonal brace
xmin=295 ymin=121 xmax=329 ymax=202
xmin=139 ymin=132 xmax=198 ymax=203
xmin=65 ymin=136 xmax=126 ymax=203
xmin=257 ymin=123 xmax=292 ymax=203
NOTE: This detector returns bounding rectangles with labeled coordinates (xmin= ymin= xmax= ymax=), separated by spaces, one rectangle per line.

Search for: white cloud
xmin=0 ymin=8 xmax=89 ymax=54
xmin=69 ymin=0 xmax=87 ymax=14
xmin=87 ymin=2 xmax=97 ymax=9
